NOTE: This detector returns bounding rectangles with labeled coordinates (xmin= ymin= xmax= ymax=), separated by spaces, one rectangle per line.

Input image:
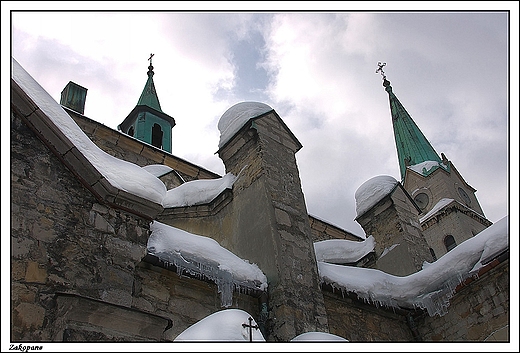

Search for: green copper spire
xmin=137 ymin=53 xmax=163 ymax=112
xmin=377 ymin=63 xmax=444 ymax=180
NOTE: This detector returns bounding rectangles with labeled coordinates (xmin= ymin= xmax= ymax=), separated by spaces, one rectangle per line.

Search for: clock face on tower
xmin=414 ymin=192 xmax=429 ymax=210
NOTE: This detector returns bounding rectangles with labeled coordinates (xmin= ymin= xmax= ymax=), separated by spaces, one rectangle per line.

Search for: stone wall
xmin=68 ymin=110 xmax=220 ymax=186
xmin=415 ymin=259 xmax=509 ymax=341
xmin=11 ymin=110 xmax=259 ymax=341
xmin=322 ymin=289 xmax=415 ymax=342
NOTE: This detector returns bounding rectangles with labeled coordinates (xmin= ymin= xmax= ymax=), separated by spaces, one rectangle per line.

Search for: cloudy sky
xmin=5 ymin=4 xmax=517 ymax=237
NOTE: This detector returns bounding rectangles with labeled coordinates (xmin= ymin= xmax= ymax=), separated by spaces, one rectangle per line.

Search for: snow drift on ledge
xmin=147 ymin=221 xmax=267 ymax=307
xmin=318 ymin=216 xmax=508 ymax=317
xmin=314 ymin=236 xmax=375 ymax=264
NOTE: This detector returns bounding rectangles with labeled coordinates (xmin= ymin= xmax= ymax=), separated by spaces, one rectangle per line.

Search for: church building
xmin=10 ymin=56 xmax=509 ymax=343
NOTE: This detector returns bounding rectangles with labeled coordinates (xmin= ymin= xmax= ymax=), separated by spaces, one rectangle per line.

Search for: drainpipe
xmin=257 ymin=291 xmax=269 ymax=338
xmin=406 ymin=311 xmax=422 ymax=341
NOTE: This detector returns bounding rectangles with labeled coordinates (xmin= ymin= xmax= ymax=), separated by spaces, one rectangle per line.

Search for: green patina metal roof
xmin=137 ymin=63 xmax=163 ymax=112
xmin=383 ymin=78 xmax=443 ymax=180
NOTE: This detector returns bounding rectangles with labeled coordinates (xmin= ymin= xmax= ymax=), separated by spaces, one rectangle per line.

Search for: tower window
xmin=444 ymin=235 xmax=456 ymax=252
xmin=128 ymin=126 xmax=134 ymax=137
xmin=152 ymin=123 xmax=163 ymax=149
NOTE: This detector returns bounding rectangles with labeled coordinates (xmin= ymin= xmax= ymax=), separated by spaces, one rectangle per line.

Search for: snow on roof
xmin=317 ymin=216 xmax=508 ymax=317
xmin=13 ymin=58 xmax=239 ymax=210
xmin=218 ymin=101 xmax=273 ymax=148
xmin=174 ymin=309 xmax=265 ymax=341
xmin=162 ymin=173 xmax=236 ymax=207
xmin=314 ymin=236 xmax=375 ymax=264
xmin=147 ymin=221 xmax=267 ymax=307
xmin=291 ymin=332 xmax=348 ymax=342
xmin=408 ymin=160 xmax=448 ymax=176
xmin=355 ymin=175 xmax=399 ymax=217
xmin=12 ymin=57 xmax=167 ymax=204
xmin=419 ymin=198 xmax=456 ymax=223
xmin=141 ymin=164 xmax=173 ymax=178
xmin=174 ymin=309 xmax=350 ymax=342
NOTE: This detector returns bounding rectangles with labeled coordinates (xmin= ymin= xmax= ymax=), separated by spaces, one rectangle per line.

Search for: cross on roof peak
xmin=376 ymin=61 xmax=387 ymax=79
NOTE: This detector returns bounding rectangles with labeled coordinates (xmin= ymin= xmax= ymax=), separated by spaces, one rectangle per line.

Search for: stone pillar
xmin=356 ymin=186 xmax=434 ymax=276
xmin=217 ymin=110 xmax=328 ymax=341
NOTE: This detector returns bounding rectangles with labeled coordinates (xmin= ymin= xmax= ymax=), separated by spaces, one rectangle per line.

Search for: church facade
xmin=10 ymin=57 xmax=509 ymax=342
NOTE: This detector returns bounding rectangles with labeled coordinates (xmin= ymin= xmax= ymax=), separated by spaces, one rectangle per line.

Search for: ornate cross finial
xmin=242 ymin=317 xmax=259 ymax=342
xmin=376 ymin=61 xmax=387 ymax=79
xmin=148 ymin=53 xmax=155 ymax=65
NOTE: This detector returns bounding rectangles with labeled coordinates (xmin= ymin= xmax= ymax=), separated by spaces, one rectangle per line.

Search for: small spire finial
xmin=376 ymin=61 xmax=387 ymax=80
xmin=147 ymin=53 xmax=155 ymax=77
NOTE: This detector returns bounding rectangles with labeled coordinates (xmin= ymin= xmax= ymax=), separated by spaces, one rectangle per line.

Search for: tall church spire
xmin=378 ymin=63 xmax=444 ymax=180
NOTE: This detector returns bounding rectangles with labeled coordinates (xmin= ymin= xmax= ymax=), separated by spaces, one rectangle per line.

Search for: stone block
xmin=25 ymin=261 xmax=47 ymax=284
xmin=13 ymin=302 xmax=45 ymax=329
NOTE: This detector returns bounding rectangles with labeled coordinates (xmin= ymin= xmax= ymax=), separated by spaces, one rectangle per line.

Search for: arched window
xmin=444 ymin=235 xmax=456 ymax=252
xmin=128 ymin=126 xmax=134 ymax=137
xmin=151 ymin=123 xmax=163 ymax=149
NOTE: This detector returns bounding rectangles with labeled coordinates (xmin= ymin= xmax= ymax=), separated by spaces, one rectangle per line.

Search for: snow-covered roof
xmin=174 ymin=309 xmax=349 ymax=342
xmin=419 ymin=197 xmax=485 ymax=223
xmin=291 ymin=332 xmax=348 ymax=342
xmin=12 ymin=57 xmax=167 ymax=204
xmin=317 ymin=216 xmax=508 ymax=317
xmin=174 ymin=309 xmax=265 ymax=341
xmin=419 ymin=198 xmax=456 ymax=223
xmin=12 ymin=57 xmax=239 ymax=212
xmin=162 ymin=173 xmax=236 ymax=207
xmin=147 ymin=221 xmax=267 ymax=307
xmin=141 ymin=164 xmax=173 ymax=178
xmin=355 ymin=175 xmax=399 ymax=217
xmin=407 ymin=160 xmax=449 ymax=176
xmin=217 ymin=101 xmax=273 ymax=148
xmin=314 ymin=236 xmax=375 ymax=264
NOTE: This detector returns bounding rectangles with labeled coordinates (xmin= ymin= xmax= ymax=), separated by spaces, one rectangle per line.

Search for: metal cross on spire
xmin=376 ymin=61 xmax=387 ymax=79
xmin=148 ymin=53 xmax=155 ymax=66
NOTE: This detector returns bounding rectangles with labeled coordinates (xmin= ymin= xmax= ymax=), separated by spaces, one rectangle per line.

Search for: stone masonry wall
xmin=322 ymin=289 xmax=415 ymax=342
xmin=11 ymin=111 xmax=258 ymax=341
xmin=415 ymin=259 xmax=509 ymax=341
xmin=69 ymin=110 xmax=220 ymax=186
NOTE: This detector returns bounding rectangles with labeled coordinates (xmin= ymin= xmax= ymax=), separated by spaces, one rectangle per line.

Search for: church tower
xmin=378 ymin=63 xmax=492 ymax=259
xmin=118 ymin=54 xmax=176 ymax=152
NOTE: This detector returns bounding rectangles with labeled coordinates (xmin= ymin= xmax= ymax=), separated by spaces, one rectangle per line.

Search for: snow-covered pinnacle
xmin=355 ymin=175 xmax=399 ymax=217
xmin=218 ymin=101 xmax=273 ymax=148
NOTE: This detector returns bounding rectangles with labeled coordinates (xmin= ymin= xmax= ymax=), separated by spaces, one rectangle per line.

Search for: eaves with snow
xmin=318 ymin=216 xmax=508 ymax=317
